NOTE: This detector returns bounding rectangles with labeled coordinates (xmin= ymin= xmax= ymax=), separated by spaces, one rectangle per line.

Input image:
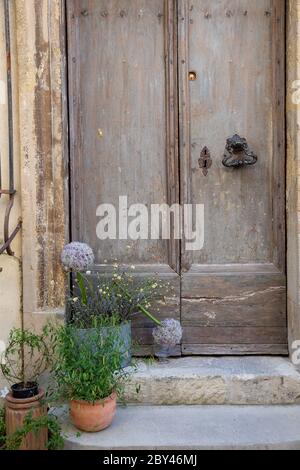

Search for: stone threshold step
xmin=124 ymin=357 xmax=300 ymax=405
xmin=62 ymin=405 xmax=300 ymax=450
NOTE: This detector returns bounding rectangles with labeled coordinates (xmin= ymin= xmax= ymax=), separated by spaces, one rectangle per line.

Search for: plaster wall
xmin=0 ymin=1 xmax=22 ymax=388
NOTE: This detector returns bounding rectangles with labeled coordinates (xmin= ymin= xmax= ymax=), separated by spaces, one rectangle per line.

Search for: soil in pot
xmin=70 ymin=393 xmax=117 ymax=433
xmin=11 ymin=382 xmax=39 ymax=399
xmin=5 ymin=389 xmax=48 ymax=450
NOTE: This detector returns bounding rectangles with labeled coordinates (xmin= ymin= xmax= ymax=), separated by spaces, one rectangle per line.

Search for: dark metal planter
xmin=75 ymin=322 xmax=132 ymax=369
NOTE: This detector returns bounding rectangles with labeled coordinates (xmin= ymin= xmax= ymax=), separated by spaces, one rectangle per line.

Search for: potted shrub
xmin=52 ymin=322 xmax=133 ymax=433
xmin=0 ymin=327 xmax=53 ymax=450
xmin=61 ymin=242 xmax=177 ymax=366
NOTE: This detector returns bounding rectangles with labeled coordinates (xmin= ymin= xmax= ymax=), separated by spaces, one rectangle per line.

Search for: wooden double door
xmin=67 ymin=0 xmax=287 ymax=355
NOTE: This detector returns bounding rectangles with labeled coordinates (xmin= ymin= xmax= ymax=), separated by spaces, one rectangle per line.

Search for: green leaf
xmin=76 ymin=273 xmax=88 ymax=305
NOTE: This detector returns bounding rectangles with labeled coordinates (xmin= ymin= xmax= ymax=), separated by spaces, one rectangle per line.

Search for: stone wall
xmin=14 ymin=0 xmax=67 ymax=330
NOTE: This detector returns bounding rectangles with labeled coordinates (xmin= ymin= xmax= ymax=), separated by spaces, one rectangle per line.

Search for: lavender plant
xmin=61 ymin=243 xmax=183 ymax=348
xmin=69 ymin=272 xmax=165 ymax=328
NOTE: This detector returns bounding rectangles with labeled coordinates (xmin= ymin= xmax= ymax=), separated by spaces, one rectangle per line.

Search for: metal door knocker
xmin=222 ymin=134 xmax=258 ymax=169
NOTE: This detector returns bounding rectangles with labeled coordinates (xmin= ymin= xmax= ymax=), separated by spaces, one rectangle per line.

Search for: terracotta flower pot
xmin=5 ymin=389 xmax=48 ymax=450
xmin=70 ymin=393 xmax=117 ymax=433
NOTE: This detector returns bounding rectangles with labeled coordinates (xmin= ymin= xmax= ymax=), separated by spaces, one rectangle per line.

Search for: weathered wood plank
xmin=182 ymin=293 xmax=287 ymax=328
xmin=182 ymin=327 xmax=287 ymax=345
xmin=133 ymin=344 xmax=181 ymax=357
xmin=165 ymin=0 xmax=180 ymax=273
xmin=68 ymin=0 xmax=180 ymax=269
xmin=181 ymin=0 xmax=286 ymax=266
xmin=182 ymin=344 xmax=289 ymax=356
xmin=182 ymin=269 xmax=286 ymax=299
xmin=272 ymin=0 xmax=286 ymax=272
xmin=132 ymin=327 xmax=180 ymax=346
xmin=68 ymin=0 xmax=287 ymax=355
xmin=67 ymin=0 xmax=181 ymax=350
xmin=178 ymin=0 xmax=287 ymax=353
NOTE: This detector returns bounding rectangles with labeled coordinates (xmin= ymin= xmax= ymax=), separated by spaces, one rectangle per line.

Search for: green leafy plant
xmin=0 ymin=407 xmax=64 ymax=451
xmin=51 ymin=322 xmax=134 ymax=404
xmin=1 ymin=327 xmax=51 ymax=387
xmin=0 ymin=327 xmax=53 ymax=389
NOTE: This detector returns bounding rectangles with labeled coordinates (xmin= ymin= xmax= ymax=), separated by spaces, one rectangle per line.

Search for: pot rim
xmin=5 ymin=389 xmax=44 ymax=405
xmin=70 ymin=392 xmax=117 ymax=407
xmin=76 ymin=321 xmax=131 ymax=331
xmin=11 ymin=381 xmax=38 ymax=391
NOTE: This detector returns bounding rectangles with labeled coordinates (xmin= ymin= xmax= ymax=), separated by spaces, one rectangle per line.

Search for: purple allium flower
xmin=61 ymin=242 xmax=95 ymax=272
xmin=152 ymin=319 xmax=183 ymax=348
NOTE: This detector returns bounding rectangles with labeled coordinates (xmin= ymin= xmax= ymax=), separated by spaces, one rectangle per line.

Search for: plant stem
xmin=116 ymin=282 xmax=162 ymax=326
xmin=76 ymin=272 xmax=88 ymax=305
xmin=137 ymin=305 xmax=162 ymax=326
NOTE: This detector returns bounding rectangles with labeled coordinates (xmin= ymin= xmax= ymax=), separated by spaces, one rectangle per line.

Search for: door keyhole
xmin=199 ymin=146 xmax=212 ymax=176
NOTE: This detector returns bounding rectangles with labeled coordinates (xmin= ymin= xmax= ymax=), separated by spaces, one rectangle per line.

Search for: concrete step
xmin=124 ymin=357 xmax=300 ymax=405
xmin=61 ymin=405 xmax=300 ymax=450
